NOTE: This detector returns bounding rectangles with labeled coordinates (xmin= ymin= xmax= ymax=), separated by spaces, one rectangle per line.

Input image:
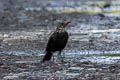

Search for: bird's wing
xmin=45 ymin=32 xmax=57 ymax=51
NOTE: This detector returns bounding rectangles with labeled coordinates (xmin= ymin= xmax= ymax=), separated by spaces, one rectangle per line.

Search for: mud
xmin=0 ymin=0 xmax=120 ymax=80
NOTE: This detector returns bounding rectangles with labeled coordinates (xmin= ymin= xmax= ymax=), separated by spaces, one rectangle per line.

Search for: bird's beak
xmin=64 ymin=21 xmax=71 ymax=27
xmin=65 ymin=21 xmax=71 ymax=24
xmin=63 ymin=21 xmax=70 ymax=28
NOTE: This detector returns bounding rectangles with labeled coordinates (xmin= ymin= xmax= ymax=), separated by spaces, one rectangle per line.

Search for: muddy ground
xmin=1 ymin=53 xmax=120 ymax=80
xmin=0 ymin=0 xmax=120 ymax=80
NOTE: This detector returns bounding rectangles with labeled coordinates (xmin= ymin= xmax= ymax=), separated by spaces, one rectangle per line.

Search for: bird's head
xmin=56 ymin=21 xmax=70 ymax=32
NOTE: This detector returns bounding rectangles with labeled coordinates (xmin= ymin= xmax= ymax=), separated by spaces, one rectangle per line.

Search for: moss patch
xmin=93 ymin=54 xmax=120 ymax=57
xmin=56 ymin=9 xmax=101 ymax=13
xmin=56 ymin=9 xmax=120 ymax=14
xmin=109 ymin=10 xmax=120 ymax=14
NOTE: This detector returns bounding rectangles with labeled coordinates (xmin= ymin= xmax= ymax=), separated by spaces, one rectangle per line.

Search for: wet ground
xmin=1 ymin=0 xmax=120 ymax=80
xmin=1 ymin=53 xmax=120 ymax=80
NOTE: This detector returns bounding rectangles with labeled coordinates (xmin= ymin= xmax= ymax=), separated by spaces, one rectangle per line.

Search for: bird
xmin=42 ymin=21 xmax=70 ymax=62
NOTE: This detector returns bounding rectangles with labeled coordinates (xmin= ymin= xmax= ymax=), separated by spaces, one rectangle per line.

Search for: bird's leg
xmin=52 ymin=52 xmax=55 ymax=61
xmin=53 ymin=55 xmax=55 ymax=61
xmin=63 ymin=51 xmax=65 ymax=58
xmin=58 ymin=51 xmax=64 ymax=62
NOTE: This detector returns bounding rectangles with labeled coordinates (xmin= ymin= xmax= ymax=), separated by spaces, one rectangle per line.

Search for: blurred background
xmin=0 ymin=0 xmax=120 ymax=54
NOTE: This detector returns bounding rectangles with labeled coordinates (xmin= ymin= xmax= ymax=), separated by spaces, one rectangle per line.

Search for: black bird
xmin=43 ymin=21 xmax=70 ymax=62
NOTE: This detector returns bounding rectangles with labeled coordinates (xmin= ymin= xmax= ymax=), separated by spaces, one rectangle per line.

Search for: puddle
xmin=63 ymin=72 xmax=80 ymax=76
xmin=87 ymin=56 xmax=120 ymax=64
xmin=1 ymin=50 xmax=120 ymax=64
xmin=68 ymin=67 xmax=84 ymax=70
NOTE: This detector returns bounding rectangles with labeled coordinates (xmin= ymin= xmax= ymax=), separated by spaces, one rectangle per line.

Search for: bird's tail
xmin=43 ymin=51 xmax=52 ymax=62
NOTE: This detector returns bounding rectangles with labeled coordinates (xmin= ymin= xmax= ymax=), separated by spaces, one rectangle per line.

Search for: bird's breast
xmin=54 ymin=31 xmax=68 ymax=46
